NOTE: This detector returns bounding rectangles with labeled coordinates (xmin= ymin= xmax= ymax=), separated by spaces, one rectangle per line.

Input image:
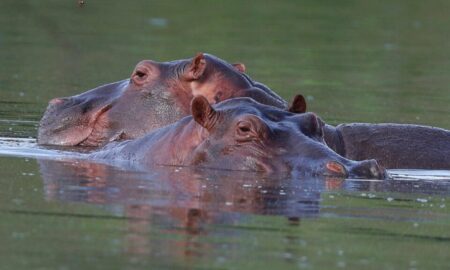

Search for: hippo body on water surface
xmin=38 ymin=51 xmax=448 ymax=171
xmin=323 ymin=123 xmax=450 ymax=170
xmin=38 ymin=53 xmax=288 ymax=147
xmin=233 ymin=65 xmax=450 ymax=170
xmin=90 ymin=96 xmax=385 ymax=179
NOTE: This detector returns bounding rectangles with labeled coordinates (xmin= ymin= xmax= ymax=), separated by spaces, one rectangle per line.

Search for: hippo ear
xmin=191 ymin=95 xmax=217 ymax=130
xmin=288 ymin=94 xmax=307 ymax=114
xmin=232 ymin=63 xmax=246 ymax=73
xmin=301 ymin=113 xmax=324 ymax=139
xmin=185 ymin=53 xmax=207 ymax=80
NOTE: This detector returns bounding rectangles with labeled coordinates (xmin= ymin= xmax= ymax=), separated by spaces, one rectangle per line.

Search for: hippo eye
xmin=135 ymin=70 xmax=146 ymax=78
xmin=236 ymin=121 xmax=257 ymax=142
xmin=238 ymin=126 xmax=251 ymax=133
xmin=237 ymin=121 xmax=252 ymax=133
xmin=132 ymin=68 xmax=150 ymax=86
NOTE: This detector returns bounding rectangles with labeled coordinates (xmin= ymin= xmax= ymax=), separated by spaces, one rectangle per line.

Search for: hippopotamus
xmin=38 ymin=53 xmax=290 ymax=146
xmin=90 ymin=96 xmax=385 ymax=179
xmin=322 ymin=123 xmax=450 ymax=169
xmin=281 ymin=96 xmax=450 ymax=169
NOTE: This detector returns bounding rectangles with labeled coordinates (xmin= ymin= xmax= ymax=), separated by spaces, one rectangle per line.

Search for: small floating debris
xmin=416 ymin=198 xmax=428 ymax=203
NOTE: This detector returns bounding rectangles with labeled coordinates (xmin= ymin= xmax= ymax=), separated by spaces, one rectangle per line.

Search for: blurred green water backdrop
xmin=0 ymin=1 xmax=449 ymax=269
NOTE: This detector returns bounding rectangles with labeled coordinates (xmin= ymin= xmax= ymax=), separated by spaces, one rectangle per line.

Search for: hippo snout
xmin=349 ymin=159 xmax=386 ymax=179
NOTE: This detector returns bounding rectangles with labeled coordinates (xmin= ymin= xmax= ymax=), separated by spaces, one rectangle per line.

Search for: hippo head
xmin=38 ymin=53 xmax=286 ymax=146
xmin=186 ymin=96 xmax=385 ymax=179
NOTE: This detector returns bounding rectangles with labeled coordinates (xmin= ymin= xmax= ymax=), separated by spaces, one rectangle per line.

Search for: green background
xmin=0 ymin=1 xmax=449 ymax=269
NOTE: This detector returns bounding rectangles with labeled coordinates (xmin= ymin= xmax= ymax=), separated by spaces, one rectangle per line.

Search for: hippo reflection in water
xmin=91 ymin=96 xmax=385 ymax=179
xmin=38 ymin=53 xmax=287 ymax=146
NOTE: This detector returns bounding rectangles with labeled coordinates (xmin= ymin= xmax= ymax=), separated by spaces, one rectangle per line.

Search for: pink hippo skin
xmin=90 ymin=96 xmax=385 ymax=179
xmin=38 ymin=53 xmax=287 ymax=146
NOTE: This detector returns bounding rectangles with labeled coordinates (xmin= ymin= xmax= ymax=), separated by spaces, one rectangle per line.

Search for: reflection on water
xmin=0 ymin=140 xmax=449 ymax=268
xmin=35 ymin=154 xmax=450 ymax=266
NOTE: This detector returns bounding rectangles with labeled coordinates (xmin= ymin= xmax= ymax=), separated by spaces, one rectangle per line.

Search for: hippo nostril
xmin=368 ymin=159 xmax=386 ymax=179
xmin=325 ymin=161 xmax=348 ymax=177
xmin=49 ymin=98 xmax=66 ymax=106
xmin=350 ymin=159 xmax=386 ymax=179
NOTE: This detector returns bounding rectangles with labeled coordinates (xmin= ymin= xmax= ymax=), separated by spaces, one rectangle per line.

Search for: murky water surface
xmin=0 ymin=1 xmax=449 ymax=269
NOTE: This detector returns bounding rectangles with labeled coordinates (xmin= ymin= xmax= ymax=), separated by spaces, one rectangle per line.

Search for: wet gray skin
xmin=91 ymin=96 xmax=386 ymax=179
xmin=323 ymin=123 xmax=450 ymax=169
xmin=38 ymin=53 xmax=287 ymax=146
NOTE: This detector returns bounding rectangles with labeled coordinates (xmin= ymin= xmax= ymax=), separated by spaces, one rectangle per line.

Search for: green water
xmin=0 ymin=0 xmax=449 ymax=269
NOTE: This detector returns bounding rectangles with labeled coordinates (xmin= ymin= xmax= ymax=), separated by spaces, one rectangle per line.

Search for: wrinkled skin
xmin=323 ymin=123 xmax=450 ymax=169
xmin=38 ymin=53 xmax=287 ymax=146
xmin=91 ymin=96 xmax=386 ymax=179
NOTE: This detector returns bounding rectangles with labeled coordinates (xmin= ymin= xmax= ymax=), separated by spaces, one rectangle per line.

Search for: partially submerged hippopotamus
xmin=38 ymin=53 xmax=289 ymax=146
xmin=323 ymin=123 xmax=450 ymax=169
xmin=90 ymin=96 xmax=385 ymax=179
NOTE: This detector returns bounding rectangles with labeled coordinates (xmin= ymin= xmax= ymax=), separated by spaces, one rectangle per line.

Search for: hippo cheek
xmin=76 ymin=104 xmax=115 ymax=146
